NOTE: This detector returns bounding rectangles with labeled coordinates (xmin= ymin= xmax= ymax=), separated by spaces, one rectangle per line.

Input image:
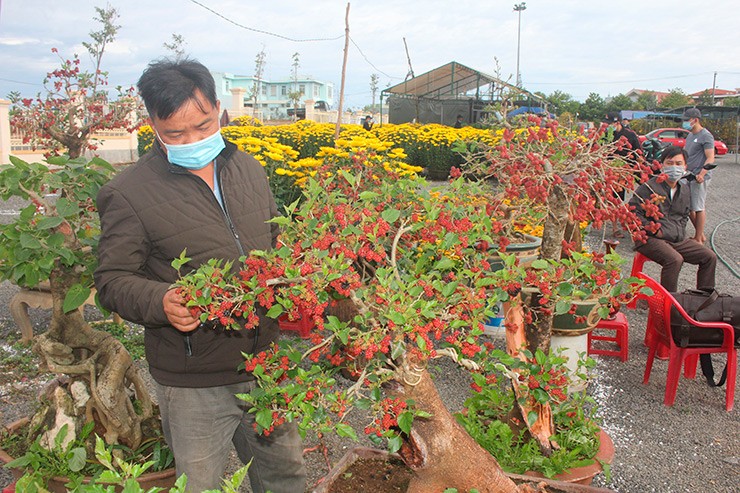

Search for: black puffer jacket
xmin=94 ymin=139 xmax=280 ymax=387
xmin=629 ymin=176 xmax=690 ymax=244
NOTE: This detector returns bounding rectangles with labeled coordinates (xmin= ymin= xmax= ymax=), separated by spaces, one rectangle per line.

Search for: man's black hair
xmin=137 ymin=58 xmax=218 ymax=120
xmin=661 ymin=145 xmax=688 ymax=164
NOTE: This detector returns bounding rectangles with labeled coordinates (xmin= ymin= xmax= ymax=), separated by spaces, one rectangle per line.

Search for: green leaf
xmin=19 ymin=232 xmax=42 ymax=250
xmin=36 ymin=216 xmax=64 ymax=230
xmin=397 ymin=411 xmax=413 ymax=434
xmin=63 ymin=284 xmax=91 ymax=313
xmin=381 ymin=208 xmax=401 ymax=224
xmin=555 ymin=300 xmax=572 ymax=315
xmin=531 ymin=259 xmax=549 ymax=269
xmin=532 ymin=387 xmax=549 ymax=404
xmin=67 ymin=447 xmax=87 ymax=472
xmin=527 ymin=410 xmax=539 ymax=427
xmin=55 ymin=197 xmax=78 ymax=217
xmin=390 ymin=341 xmax=405 ymax=360
xmin=433 ymin=257 xmax=456 ymax=270
xmin=266 ymin=304 xmax=284 ymax=319
xmin=255 ymin=409 xmax=273 ymax=430
xmin=388 ymin=311 xmax=406 ymax=325
xmin=355 ymin=398 xmax=372 ymax=410
xmin=387 ymin=435 xmax=403 ymax=454
xmin=416 ymin=334 xmax=427 ymax=351
xmin=335 ymin=423 xmax=357 ymax=440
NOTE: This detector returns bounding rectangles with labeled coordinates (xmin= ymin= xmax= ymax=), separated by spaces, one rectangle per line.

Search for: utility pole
xmin=514 ymin=2 xmax=527 ymax=88
xmin=711 ymin=71 xmax=717 ymax=105
xmin=335 ymin=3 xmax=350 ymax=140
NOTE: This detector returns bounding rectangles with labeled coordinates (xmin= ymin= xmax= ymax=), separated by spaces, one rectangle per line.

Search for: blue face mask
xmin=159 ymin=128 xmax=225 ymax=170
xmin=681 ymin=121 xmax=693 ymax=130
xmin=662 ymin=165 xmax=686 ymax=182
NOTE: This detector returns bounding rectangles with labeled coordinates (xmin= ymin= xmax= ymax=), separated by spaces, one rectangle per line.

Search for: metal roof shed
xmin=380 ymin=61 xmax=542 ymax=126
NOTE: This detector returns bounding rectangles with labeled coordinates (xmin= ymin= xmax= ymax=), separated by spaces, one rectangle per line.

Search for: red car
xmin=638 ymin=128 xmax=728 ymax=155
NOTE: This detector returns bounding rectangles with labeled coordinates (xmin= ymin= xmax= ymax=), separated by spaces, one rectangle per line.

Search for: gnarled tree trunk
xmin=392 ymin=368 xmax=528 ymax=493
xmin=30 ymin=264 xmax=154 ymax=450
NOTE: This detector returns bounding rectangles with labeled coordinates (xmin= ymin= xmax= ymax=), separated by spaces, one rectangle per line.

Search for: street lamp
xmin=513 ymin=2 xmax=527 ymax=87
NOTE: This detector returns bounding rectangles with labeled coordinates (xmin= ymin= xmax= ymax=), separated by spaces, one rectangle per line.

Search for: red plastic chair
xmin=588 ymin=311 xmax=629 ymax=362
xmin=638 ymin=273 xmax=737 ymax=411
xmin=626 ymin=252 xmax=652 ymax=309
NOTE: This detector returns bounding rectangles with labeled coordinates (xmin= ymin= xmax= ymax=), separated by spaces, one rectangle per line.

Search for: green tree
xmin=249 ymin=47 xmax=267 ymax=118
xmin=660 ymin=88 xmax=692 ymax=109
xmin=696 ymin=90 xmax=714 ymax=106
xmin=579 ymin=92 xmax=606 ymax=121
xmin=288 ymin=52 xmax=302 ymax=121
xmin=163 ymin=33 xmax=187 ymax=60
xmin=722 ymin=96 xmax=740 ymax=107
xmin=605 ymin=93 xmax=634 ymax=115
xmin=369 ymin=73 xmax=380 ymax=112
xmin=634 ymin=91 xmax=658 ymax=111
xmin=545 ymin=90 xmax=579 ymax=116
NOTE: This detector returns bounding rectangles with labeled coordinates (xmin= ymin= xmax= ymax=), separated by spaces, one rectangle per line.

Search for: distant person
xmin=363 ymin=115 xmax=374 ymax=131
xmin=605 ymin=114 xmax=642 ymax=237
xmin=682 ymin=107 xmax=715 ymax=244
xmin=629 ymin=145 xmax=716 ymax=292
xmin=622 ymin=117 xmax=631 ymax=128
xmin=610 ymin=115 xmax=641 ymax=163
xmin=454 ymin=115 xmax=464 ymax=128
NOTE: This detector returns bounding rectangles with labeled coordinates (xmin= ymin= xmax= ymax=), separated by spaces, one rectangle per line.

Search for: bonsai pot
xmin=316 ymin=429 xmax=615 ymax=492
xmin=488 ymin=234 xmax=542 ymax=271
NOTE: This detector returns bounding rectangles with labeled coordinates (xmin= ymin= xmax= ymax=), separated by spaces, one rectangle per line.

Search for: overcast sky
xmin=2 ymin=0 xmax=740 ymax=109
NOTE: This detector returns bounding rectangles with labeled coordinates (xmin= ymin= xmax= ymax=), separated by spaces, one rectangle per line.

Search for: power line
xmin=348 ymin=35 xmax=401 ymax=81
xmin=527 ymin=72 xmax=715 ymax=86
xmin=189 ymin=0 xmax=344 ymax=42
xmin=0 ymin=77 xmax=42 ymax=87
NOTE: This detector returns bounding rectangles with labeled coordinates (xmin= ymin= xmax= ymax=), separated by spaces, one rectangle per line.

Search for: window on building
xmin=313 ymin=85 xmax=320 ymax=97
xmin=262 ymin=85 xmax=267 ymax=96
xmin=270 ymin=85 xmax=277 ymax=97
xmin=328 ymin=86 xmax=333 ymax=99
xmin=225 ymin=80 xmax=230 ymax=92
xmin=281 ymin=85 xmax=287 ymax=96
xmin=299 ymin=84 xmax=306 ymax=95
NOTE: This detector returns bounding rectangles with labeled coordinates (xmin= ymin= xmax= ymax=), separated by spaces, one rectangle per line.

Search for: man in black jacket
xmin=94 ymin=59 xmax=305 ymax=493
xmin=628 ymin=145 xmax=716 ymax=292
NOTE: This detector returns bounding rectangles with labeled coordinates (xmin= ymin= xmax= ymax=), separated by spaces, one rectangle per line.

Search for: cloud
xmin=0 ymin=37 xmax=42 ymax=46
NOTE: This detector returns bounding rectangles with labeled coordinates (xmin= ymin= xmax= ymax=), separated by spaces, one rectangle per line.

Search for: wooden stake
xmin=334 ymin=3 xmax=350 ymax=140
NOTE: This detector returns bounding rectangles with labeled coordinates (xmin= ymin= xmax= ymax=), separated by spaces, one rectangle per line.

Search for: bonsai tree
xmin=172 ymin=124 xmax=647 ymax=491
xmin=0 ymin=4 xmax=154 ymax=470
xmin=453 ymin=117 xmax=652 ymax=454
xmin=8 ymin=5 xmax=142 ymax=159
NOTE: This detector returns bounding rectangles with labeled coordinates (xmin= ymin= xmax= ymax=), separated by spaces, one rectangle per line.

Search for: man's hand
xmin=163 ymin=289 xmax=200 ymax=332
xmin=696 ymin=169 xmax=707 ymax=183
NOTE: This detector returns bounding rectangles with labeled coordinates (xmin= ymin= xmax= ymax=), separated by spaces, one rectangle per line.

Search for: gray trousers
xmin=635 ymin=237 xmax=717 ymax=292
xmin=154 ymin=380 xmax=306 ymax=493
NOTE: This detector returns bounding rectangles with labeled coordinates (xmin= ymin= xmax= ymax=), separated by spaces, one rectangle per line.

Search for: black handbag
xmin=670 ymin=287 xmax=740 ymax=387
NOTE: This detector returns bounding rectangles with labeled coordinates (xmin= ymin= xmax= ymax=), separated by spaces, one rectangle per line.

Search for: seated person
xmin=628 ymin=145 xmax=716 ymax=292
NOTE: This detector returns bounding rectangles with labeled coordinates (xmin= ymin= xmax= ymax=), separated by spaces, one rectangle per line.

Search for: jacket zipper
xmin=216 ymin=162 xmax=260 ymax=355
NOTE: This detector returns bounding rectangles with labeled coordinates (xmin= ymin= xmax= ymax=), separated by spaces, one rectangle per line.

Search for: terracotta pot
xmin=0 ymin=418 xmax=176 ymax=493
xmin=521 ymin=427 xmax=615 ymax=485
xmin=316 ymin=431 xmax=616 ymax=492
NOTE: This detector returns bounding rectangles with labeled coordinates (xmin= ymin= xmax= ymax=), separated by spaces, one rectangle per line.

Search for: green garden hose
xmin=710 ymin=217 xmax=740 ymax=279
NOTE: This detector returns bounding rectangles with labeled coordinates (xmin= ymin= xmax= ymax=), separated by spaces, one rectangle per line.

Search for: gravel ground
xmin=0 ymin=155 xmax=738 ymax=492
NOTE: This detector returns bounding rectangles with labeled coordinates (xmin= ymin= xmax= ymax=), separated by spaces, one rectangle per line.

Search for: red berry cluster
xmin=363 ymin=398 xmax=408 ymax=436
